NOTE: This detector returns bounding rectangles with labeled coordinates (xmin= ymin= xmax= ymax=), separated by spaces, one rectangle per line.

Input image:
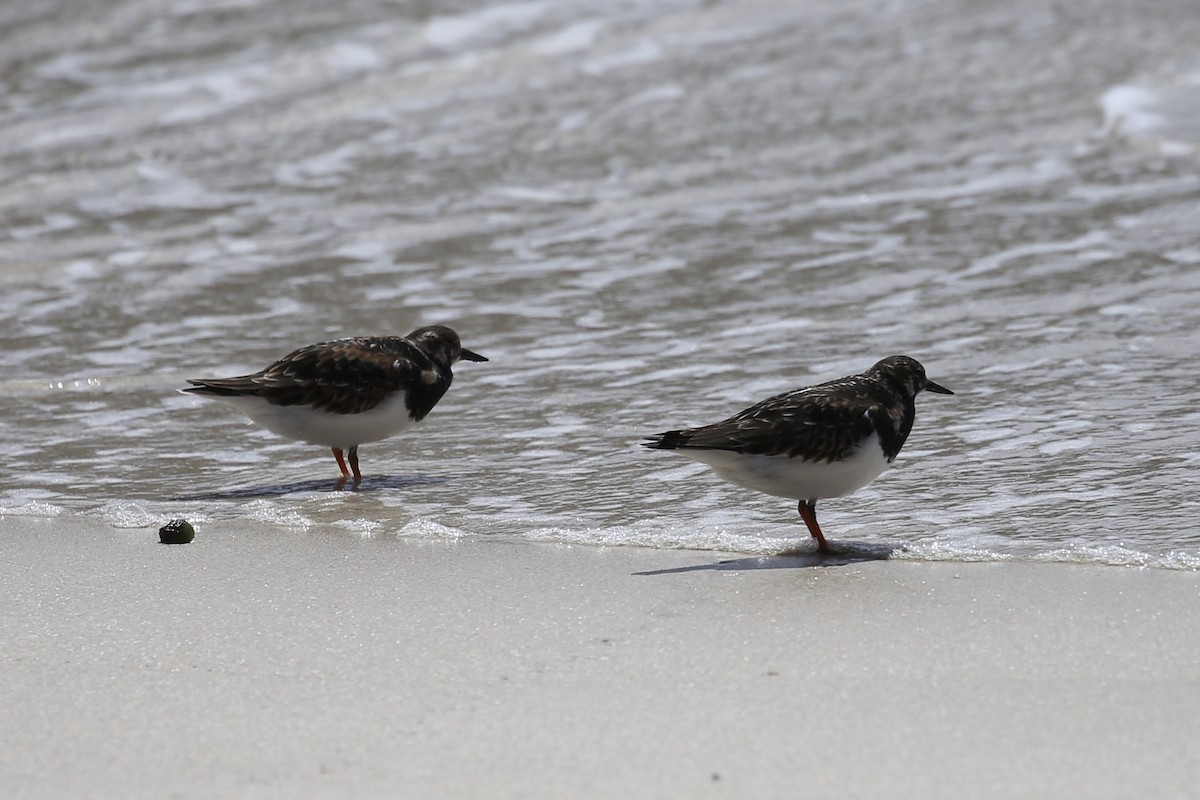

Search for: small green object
xmin=159 ymin=519 xmax=195 ymax=544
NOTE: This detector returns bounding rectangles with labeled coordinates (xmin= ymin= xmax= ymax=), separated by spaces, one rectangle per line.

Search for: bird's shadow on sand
xmin=173 ymin=474 xmax=449 ymax=501
xmin=633 ymin=541 xmax=900 ymax=576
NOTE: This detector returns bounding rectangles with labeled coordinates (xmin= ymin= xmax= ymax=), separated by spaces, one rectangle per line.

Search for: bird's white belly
xmin=677 ymin=432 xmax=890 ymax=501
xmin=212 ymin=392 xmax=416 ymax=448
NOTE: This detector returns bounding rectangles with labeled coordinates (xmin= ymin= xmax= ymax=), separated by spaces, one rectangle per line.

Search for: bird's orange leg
xmin=798 ymin=499 xmax=831 ymax=553
xmin=332 ymin=447 xmax=351 ymax=478
xmin=348 ymin=446 xmax=362 ymax=483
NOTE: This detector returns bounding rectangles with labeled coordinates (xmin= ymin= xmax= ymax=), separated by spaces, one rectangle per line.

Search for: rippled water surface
xmin=3 ymin=0 xmax=1199 ymax=567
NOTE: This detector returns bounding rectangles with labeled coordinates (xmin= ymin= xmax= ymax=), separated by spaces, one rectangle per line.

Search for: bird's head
xmin=407 ymin=325 xmax=488 ymax=366
xmin=869 ymin=355 xmax=953 ymax=397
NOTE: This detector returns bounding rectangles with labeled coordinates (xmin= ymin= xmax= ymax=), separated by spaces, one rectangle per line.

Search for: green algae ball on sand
xmin=159 ymin=519 xmax=195 ymax=544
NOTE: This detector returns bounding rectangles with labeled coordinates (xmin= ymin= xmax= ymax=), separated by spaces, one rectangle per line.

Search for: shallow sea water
xmin=2 ymin=0 xmax=1199 ymax=567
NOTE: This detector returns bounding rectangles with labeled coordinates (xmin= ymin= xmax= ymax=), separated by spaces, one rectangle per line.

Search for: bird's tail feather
xmin=641 ymin=429 xmax=694 ymax=449
xmin=180 ymin=379 xmax=257 ymax=398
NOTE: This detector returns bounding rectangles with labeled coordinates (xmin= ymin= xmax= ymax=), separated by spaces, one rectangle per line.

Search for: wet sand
xmin=2 ymin=514 xmax=1198 ymax=799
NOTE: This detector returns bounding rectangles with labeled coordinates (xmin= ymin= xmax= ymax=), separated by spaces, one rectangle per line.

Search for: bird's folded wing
xmin=680 ymin=391 xmax=878 ymax=463
xmin=250 ymin=340 xmax=430 ymax=415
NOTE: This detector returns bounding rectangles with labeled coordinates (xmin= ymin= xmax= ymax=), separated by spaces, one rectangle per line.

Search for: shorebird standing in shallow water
xmin=182 ymin=325 xmax=487 ymax=484
xmin=643 ymin=355 xmax=953 ymax=553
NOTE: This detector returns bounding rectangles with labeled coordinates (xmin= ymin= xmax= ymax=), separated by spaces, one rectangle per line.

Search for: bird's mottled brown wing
xmin=188 ymin=337 xmax=445 ymax=416
xmin=646 ymin=379 xmax=882 ymax=463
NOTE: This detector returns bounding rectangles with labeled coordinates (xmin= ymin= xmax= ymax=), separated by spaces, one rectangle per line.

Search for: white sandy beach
xmin=2 ymin=515 xmax=1198 ymax=799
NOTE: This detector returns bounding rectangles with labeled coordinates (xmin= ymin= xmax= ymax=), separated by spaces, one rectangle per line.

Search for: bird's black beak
xmin=460 ymin=348 xmax=488 ymax=363
xmin=925 ymin=379 xmax=953 ymax=395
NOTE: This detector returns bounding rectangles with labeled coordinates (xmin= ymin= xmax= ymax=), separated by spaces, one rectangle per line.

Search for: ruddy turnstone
xmin=181 ymin=325 xmax=487 ymax=483
xmin=642 ymin=355 xmax=953 ymax=553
